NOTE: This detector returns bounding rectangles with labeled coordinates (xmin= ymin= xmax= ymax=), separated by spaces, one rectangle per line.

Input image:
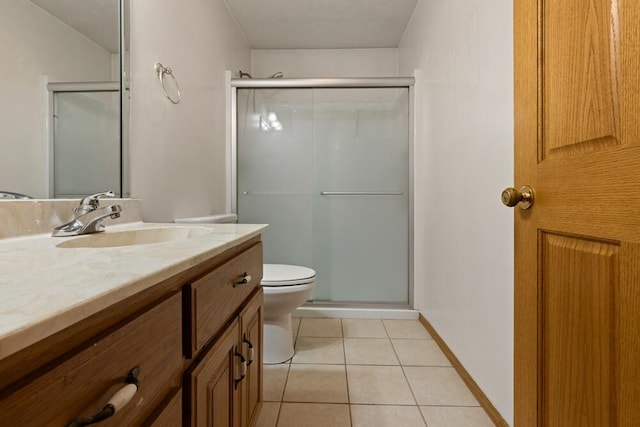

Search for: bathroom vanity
xmin=0 ymin=206 xmax=266 ymax=427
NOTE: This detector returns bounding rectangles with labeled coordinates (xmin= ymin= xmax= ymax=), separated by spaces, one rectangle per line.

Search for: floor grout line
xmin=392 ymin=330 xmax=427 ymax=425
xmin=339 ymin=319 xmax=355 ymax=427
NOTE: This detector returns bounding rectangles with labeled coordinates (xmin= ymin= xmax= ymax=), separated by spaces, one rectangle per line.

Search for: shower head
xmin=239 ymin=70 xmax=253 ymax=79
xmin=270 ymin=72 xmax=284 ymax=79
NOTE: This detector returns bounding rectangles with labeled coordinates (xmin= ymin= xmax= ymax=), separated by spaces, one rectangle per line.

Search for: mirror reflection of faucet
xmin=0 ymin=191 xmax=33 ymax=199
xmin=52 ymin=191 xmax=122 ymax=237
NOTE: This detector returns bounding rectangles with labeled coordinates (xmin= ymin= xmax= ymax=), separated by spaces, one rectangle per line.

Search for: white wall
xmin=129 ymin=0 xmax=250 ymax=221
xmin=399 ymin=0 xmax=514 ymax=424
xmin=252 ymin=48 xmax=398 ymax=78
xmin=0 ymin=0 xmax=113 ymax=198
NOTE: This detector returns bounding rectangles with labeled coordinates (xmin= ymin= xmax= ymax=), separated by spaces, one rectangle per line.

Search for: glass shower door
xmin=237 ymin=89 xmax=314 ymax=267
xmin=53 ymin=91 xmax=120 ymax=198
xmin=237 ymin=87 xmax=409 ymax=305
xmin=311 ymin=88 xmax=409 ymax=303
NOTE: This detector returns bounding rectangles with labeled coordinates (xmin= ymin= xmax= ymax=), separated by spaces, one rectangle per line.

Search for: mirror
xmin=0 ymin=0 xmax=129 ymax=199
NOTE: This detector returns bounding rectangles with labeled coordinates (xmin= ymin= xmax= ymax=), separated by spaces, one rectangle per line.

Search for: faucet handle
xmin=75 ymin=191 xmax=116 ymax=215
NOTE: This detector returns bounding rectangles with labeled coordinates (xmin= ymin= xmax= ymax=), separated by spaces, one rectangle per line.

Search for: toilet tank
xmin=173 ymin=214 xmax=238 ymax=224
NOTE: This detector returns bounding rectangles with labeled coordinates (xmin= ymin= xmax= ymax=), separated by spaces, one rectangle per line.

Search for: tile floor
xmin=256 ymin=318 xmax=496 ymax=427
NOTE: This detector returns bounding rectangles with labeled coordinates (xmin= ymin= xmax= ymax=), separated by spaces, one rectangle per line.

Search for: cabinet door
xmin=239 ymin=289 xmax=263 ymax=427
xmin=188 ymin=320 xmax=242 ymax=427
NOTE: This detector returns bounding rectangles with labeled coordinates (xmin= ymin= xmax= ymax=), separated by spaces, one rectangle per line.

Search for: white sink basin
xmin=56 ymin=226 xmax=215 ymax=249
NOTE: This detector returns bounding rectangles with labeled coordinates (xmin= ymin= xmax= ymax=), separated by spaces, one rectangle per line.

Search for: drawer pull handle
xmin=67 ymin=366 xmax=140 ymax=427
xmin=243 ymin=334 xmax=254 ymax=366
xmin=234 ymin=348 xmax=247 ymax=389
xmin=233 ymin=272 xmax=252 ymax=287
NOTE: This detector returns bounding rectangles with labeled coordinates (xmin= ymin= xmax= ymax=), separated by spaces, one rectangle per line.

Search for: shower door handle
xmin=320 ymin=191 xmax=404 ymax=196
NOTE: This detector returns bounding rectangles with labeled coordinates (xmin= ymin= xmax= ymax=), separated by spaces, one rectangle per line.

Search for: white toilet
xmin=261 ymin=264 xmax=316 ymax=364
xmin=174 ymin=214 xmax=316 ymax=364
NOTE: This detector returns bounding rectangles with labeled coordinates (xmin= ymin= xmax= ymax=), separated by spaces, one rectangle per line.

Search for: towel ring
xmin=155 ymin=63 xmax=181 ymax=104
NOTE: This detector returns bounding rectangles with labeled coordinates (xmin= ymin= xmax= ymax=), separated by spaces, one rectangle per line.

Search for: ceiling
xmin=224 ymin=0 xmax=419 ymax=49
xmin=28 ymin=0 xmax=419 ymax=53
xmin=30 ymin=0 xmax=119 ymax=53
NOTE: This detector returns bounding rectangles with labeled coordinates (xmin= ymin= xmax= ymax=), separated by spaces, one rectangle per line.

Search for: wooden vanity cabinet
xmin=184 ymin=242 xmax=264 ymax=427
xmin=185 ymin=289 xmax=263 ymax=427
xmin=0 ymin=236 xmax=264 ymax=427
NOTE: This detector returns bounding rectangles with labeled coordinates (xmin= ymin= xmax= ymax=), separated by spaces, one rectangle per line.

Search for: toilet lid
xmin=261 ymin=264 xmax=316 ymax=287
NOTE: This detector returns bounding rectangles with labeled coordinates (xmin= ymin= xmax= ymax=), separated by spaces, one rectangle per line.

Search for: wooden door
xmin=514 ymin=0 xmax=640 ymax=426
xmin=239 ymin=289 xmax=263 ymax=427
xmin=188 ymin=320 xmax=241 ymax=427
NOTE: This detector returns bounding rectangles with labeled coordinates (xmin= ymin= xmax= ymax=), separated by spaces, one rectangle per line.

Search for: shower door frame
xmin=229 ymin=77 xmax=415 ymax=309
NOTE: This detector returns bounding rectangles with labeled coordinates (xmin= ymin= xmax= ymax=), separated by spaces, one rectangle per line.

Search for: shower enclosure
xmin=233 ymin=78 xmax=412 ymax=306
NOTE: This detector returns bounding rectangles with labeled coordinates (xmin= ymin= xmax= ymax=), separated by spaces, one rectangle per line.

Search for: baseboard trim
xmin=418 ymin=314 xmax=509 ymax=427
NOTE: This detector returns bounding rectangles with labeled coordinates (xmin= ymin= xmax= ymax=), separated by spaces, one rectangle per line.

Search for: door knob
xmin=501 ymin=185 xmax=534 ymax=209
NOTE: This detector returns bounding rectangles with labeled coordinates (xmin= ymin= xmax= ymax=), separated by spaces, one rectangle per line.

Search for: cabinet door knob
xmin=234 ymin=347 xmax=247 ymax=389
xmin=243 ymin=334 xmax=254 ymax=366
xmin=233 ymin=272 xmax=252 ymax=287
xmin=66 ymin=366 xmax=140 ymax=427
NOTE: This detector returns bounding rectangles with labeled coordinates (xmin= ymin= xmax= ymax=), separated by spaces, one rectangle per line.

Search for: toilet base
xmin=264 ymin=314 xmax=295 ymax=364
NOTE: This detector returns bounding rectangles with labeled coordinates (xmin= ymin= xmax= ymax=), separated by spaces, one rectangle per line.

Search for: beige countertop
xmin=0 ymin=222 xmax=267 ymax=360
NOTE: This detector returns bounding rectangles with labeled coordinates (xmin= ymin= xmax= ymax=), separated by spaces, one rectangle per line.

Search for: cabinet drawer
xmin=0 ymin=293 xmax=182 ymax=427
xmin=186 ymin=242 xmax=263 ymax=358
xmin=144 ymin=387 xmax=182 ymax=427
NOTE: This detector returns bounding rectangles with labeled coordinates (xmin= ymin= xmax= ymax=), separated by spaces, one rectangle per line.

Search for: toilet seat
xmin=261 ymin=264 xmax=316 ymax=287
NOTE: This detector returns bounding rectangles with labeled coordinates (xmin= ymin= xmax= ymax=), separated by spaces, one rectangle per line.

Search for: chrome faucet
xmin=52 ymin=191 xmax=122 ymax=237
